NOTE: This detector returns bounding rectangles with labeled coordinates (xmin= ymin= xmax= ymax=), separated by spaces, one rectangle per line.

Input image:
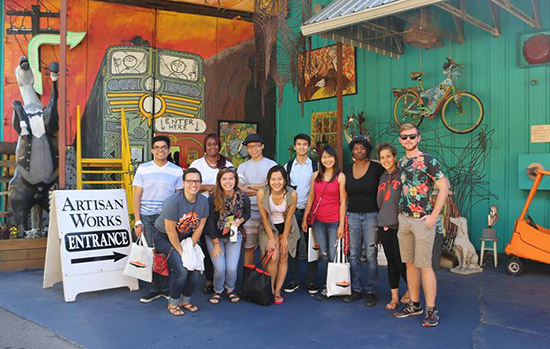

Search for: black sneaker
xmin=343 ymin=291 xmax=362 ymax=303
xmin=393 ymin=301 xmax=423 ymax=318
xmin=160 ymin=290 xmax=170 ymax=299
xmin=284 ymin=281 xmax=300 ymax=293
xmin=422 ymin=307 xmax=440 ymax=327
xmin=315 ymin=288 xmax=329 ymax=301
xmin=140 ymin=291 xmax=162 ymax=303
xmin=365 ymin=292 xmax=378 ymax=307
xmin=307 ymin=283 xmax=319 ymax=294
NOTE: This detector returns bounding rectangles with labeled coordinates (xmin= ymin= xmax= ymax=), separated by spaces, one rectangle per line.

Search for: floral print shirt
xmin=398 ymin=153 xmax=445 ymax=218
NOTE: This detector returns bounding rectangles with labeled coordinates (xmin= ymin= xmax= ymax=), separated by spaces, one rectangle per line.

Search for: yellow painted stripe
xmin=162 ymin=95 xmax=201 ymax=104
xmin=166 ymin=109 xmax=195 ymax=117
xmin=166 ymin=103 xmax=199 ymax=111
xmin=112 ymin=108 xmax=139 ymax=112
xmin=109 ymin=100 xmax=139 ymax=105
xmin=107 ymin=93 xmax=143 ymax=97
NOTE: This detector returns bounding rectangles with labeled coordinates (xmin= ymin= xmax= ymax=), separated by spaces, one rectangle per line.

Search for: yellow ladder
xmin=76 ymin=106 xmax=134 ymax=216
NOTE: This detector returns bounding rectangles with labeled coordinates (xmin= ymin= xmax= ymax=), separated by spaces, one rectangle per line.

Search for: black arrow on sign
xmin=71 ymin=251 xmax=127 ymax=264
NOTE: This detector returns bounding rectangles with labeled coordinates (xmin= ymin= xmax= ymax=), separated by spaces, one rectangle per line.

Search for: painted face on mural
xmin=379 ymin=149 xmax=397 ymax=173
xmin=399 ymin=129 xmax=420 ymax=153
xmin=220 ymin=172 xmax=236 ymax=193
xmin=294 ymin=139 xmax=309 ymax=157
xmin=246 ymin=142 xmax=263 ymax=159
xmin=151 ymin=140 xmax=170 ymax=161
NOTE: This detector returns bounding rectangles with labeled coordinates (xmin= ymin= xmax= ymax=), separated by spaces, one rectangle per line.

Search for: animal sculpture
xmin=450 ymin=217 xmax=483 ymax=275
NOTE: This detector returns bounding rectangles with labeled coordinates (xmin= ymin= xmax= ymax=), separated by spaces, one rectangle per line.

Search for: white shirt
xmin=189 ymin=157 xmax=233 ymax=197
xmin=287 ymin=157 xmax=313 ymax=210
xmin=132 ymin=161 xmax=183 ymax=215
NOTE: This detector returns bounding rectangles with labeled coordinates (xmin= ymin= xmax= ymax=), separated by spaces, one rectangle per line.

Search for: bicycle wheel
xmin=441 ymin=92 xmax=484 ymax=134
xmin=393 ymin=92 xmax=424 ymax=128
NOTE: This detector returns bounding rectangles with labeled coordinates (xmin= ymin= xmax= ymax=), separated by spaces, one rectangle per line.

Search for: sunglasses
xmin=220 ymin=166 xmax=236 ymax=171
xmin=399 ymin=133 xmax=419 ymax=140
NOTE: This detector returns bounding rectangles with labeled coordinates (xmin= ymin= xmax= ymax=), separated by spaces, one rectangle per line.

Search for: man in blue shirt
xmin=133 ymin=136 xmax=183 ymax=303
xmin=283 ymin=134 xmax=319 ymax=294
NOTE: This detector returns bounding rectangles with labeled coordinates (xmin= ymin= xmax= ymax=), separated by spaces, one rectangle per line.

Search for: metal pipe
xmin=336 ymin=42 xmax=343 ymax=168
xmin=59 ymin=0 xmax=67 ymax=189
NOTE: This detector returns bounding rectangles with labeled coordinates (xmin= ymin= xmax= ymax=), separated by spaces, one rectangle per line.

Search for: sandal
xmin=209 ymin=293 xmax=222 ymax=305
xmin=226 ymin=291 xmax=240 ymax=303
xmin=274 ymin=295 xmax=284 ymax=305
xmin=167 ymin=304 xmax=184 ymax=316
xmin=385 ymin=300 xmax=400 ymax=310
xmin=180 ymin=302 xmax=199 ymax=313
xmin=400 ymin=296 xmax=410 ymax=304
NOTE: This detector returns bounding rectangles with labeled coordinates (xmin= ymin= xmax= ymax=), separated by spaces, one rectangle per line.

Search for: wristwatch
xmin=134 ymin=220 xmax=143 ymax=228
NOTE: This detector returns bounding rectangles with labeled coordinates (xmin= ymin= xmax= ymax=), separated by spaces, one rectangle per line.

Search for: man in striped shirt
xmin=133 ymin=135 xmax=183 ymax=303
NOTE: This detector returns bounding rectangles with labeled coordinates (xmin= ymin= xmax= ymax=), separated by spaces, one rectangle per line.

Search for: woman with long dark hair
xmin=190 ymin=133 xmax=233 ymax=294
xmin=302 ymin=146 xmax=347 ymax=301
xmin=257 ymin=166 xmax=300 ymax=304
xmin=205 ymin=167 xmax=250 ymax=304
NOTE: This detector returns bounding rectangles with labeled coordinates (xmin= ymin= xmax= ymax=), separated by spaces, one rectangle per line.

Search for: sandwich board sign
xmin=43 ymin=189 xmax=139 ymax=302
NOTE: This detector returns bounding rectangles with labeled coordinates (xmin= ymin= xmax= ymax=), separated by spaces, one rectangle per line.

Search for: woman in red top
xmin=302 ymin=146 xmax=347 ymax=301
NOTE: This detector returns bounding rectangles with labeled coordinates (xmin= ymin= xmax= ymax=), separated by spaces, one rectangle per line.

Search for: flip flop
xmin=227 ymin=291 xmax=240 ymax=303
xmin=167 ymin=305 xmax=184 ymax=316
xmin=209 ymin=293 xmax=221 ymax=305
xmin=274 ymin=295 xmax=284 ymax=305
xmin=180 ymin=302 xmax=199 ymax=312
xmin=385 ymin=300 xmax=400 ymax=310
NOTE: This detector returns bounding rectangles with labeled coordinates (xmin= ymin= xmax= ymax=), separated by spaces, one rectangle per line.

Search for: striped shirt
xmin=132 ymin=161 xmax=183 ymax=216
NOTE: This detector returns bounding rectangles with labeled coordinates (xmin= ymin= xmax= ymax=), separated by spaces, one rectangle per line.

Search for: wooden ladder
xmin=76 ymin=106 xmax=134 ymax=216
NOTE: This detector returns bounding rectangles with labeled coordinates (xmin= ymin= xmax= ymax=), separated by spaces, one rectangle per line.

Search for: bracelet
xmin=134 ymin=220 xmax=143 ymax=228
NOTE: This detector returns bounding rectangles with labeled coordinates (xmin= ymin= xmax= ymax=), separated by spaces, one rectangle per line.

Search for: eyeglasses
xmin=246 ymin=144 xmax=262 ymax=149
xmin=399 ymin=134 xmax=419 ymax=140
xmin=184 ymin=179 xmax=202 ymax=185
xmin=220 ymin=166 xmax=236 ymax=171
xmin=153 ymin=145 xmax=169 ymax=150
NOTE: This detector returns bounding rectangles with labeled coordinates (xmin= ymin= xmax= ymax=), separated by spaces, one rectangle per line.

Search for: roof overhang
xmin=301 ymin=0 xmax=446 ymax=37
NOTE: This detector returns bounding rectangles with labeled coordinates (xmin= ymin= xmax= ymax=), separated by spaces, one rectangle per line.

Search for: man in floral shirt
xmin=393 ymin=123 xmax=449 ymax=327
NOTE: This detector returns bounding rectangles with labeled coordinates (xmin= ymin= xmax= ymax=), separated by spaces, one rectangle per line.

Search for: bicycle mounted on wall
xmin=392 ymin=58 xmax=484 ymax=134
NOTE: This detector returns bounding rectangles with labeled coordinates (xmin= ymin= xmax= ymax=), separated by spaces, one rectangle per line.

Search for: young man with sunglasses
xmin=283 ymin=134 xmax=319 ymax=294
xmin=133 ymin=136 xmax=184 ymax=303
xmin=237 ymin=134 xmax=277 ymax=265
xmin=394 ymin=123 xmax=448 ymax=327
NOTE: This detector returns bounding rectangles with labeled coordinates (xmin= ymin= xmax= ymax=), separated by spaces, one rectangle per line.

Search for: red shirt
xmin=312 ymin=178 xmax=340 ymax=223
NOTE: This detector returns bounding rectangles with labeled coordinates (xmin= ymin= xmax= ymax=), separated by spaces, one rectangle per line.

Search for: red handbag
xmin=153 ymin=249 xmax=171 ymax=277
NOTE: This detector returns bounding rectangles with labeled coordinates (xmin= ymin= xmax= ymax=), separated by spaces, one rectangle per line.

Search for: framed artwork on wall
xmin=311 ymin=111 xmax=338 ymax=156
xmin=517 ymin=29 xmax=550 ymax=68
xmin=218 ymin=120 xmax=258 ymax=167
xmin=298 ymin=44 xmax=357 ymax=102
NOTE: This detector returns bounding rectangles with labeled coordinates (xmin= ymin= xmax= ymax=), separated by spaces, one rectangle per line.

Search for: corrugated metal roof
xmin=304 ymin=0 xmax=399 ymax=25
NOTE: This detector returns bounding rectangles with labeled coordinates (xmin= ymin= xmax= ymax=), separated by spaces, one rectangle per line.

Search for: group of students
xmin=132 ymin=122 xmax=448 ymax=327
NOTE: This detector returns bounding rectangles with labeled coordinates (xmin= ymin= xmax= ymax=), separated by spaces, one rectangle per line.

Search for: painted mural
xmin=3 ymin=0 xmax=275 ymax=169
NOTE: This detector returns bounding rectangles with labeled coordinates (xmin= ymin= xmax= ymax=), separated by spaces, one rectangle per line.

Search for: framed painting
xmin=298 ymin=44 xmax=357 ymax=102
xmin=218 ymin=120 xmax=258 ymax=167
xmin=311 ymin=111 xmax=338 ymax=155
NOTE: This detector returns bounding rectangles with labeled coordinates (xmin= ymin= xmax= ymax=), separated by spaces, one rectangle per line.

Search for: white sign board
xmin=531 ymin=125 xmax=550 ymax=143
xmin=155 ymin=117 xmax=207 ymax=133
xmin=43 ymin=189 xmax=138 ymax=302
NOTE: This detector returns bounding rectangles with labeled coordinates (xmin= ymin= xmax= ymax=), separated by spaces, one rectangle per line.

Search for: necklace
xmin=205 ymin=156 xmax=219 ymax=169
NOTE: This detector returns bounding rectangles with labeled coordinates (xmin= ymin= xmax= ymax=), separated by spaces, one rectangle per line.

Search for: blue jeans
xmin=312 ymin=220 xmax=339 ymax=286
xmin=153 ymin=233 xmax=200 ymax=306
xmin=142 ymin=214 xmax=168 ymax=293
xmin=205 ymin=234 xmax=242 ymax=293
xmin=348 ymin=212 xmax=378 ymax=294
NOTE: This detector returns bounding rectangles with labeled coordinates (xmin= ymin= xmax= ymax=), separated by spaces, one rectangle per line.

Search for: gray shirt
xmin=154 ymin=191 xmax=209 ymax=240
xmin=237 ymin=157 xmax=277 ymax=210
xmin=376 ymin=170 xmax=402 ymax=228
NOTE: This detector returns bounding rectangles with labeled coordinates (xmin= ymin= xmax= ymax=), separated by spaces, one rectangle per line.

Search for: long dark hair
xmin=316 ymin=145 xmax=340 ymax=182
xmin=267 ymin=165 xmax=288 ymax=195
xmin=204 ymin=133 xmax=227 ymax=168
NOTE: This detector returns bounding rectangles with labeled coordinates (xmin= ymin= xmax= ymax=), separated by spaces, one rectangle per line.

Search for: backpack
xmin=286 ymin=157 xmax=318 ymax=188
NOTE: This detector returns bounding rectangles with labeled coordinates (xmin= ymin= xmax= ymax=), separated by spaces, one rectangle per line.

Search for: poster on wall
xmin=218 ymin=121 xmax=258 ymax=167
xmin=298 ymin=44 xmax=356 ymax=102
xmin=517 ymin=30 xmax=550 ymax=68
xmin=311 ymin=111 xmax=338 ymax=153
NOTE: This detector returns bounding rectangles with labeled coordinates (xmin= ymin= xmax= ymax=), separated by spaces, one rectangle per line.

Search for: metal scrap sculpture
xmin=9 ymin=57 xmax=59 ymax=238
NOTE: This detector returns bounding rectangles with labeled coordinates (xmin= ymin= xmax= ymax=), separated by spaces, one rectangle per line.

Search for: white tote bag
xmin=308 ymin=228 xmax=319 ymax=262
xmin=326 ymin=239 xmax=351 ymax=297
xmin=123 ymin=236 xmax=153 ymax=282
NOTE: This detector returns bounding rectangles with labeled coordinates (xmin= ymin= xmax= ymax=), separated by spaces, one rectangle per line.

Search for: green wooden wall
xmin=276 ymin=0 xmax=550 ymax=251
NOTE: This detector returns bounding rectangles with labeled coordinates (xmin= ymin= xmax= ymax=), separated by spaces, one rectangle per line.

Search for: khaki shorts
xmin=397 ymin=213 xmax=436 ymax=268
xmin=244 ymin=210 xmax=262 ymax=249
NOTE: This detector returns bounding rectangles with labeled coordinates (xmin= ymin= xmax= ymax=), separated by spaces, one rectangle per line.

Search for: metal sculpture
xmin=9 ymin=57 xmax=59 ymax=238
